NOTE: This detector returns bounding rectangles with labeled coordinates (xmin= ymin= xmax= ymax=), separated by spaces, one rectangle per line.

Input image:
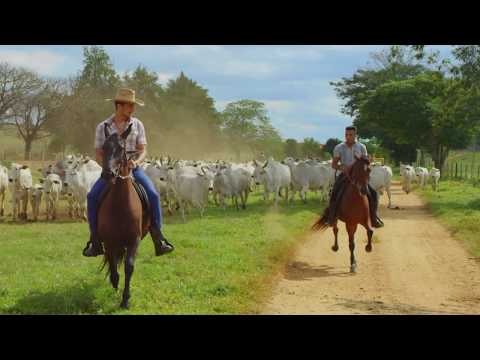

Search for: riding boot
xmin=82 ymin=232 xmax=104 ymax=257
xmin=150 ymin=227 xmax=174 ymax=256
xmin=367 ymin=187 xmax=384 ymax=228
xmin=327 ymin=175 xmax=344 ymax=225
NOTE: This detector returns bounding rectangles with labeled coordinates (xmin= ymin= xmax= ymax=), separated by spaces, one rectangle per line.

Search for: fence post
xmin=455 ymin=162 xmax=458 ymax=178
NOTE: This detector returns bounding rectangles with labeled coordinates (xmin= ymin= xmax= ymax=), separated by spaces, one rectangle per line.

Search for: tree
xmin=77 ymin=46 xmax=120 ymax=91
xmin=156 ymin=72 xmax=222 ymax=158
xmin=300 ymin=137 xmax=323 ymax=158
xmin=221 ymin=99 xmax=279 ymax=160
xmin=0 ymin=63 xmax=42 ymax=125
xmin=284 ymin=138 xmax=299 ymax=158
xmin=11 ymin=79 xmax=64 ymax=160
xmin=360 ymin=72 xmax=480 ymax=169
xmin=324 ymin=137 xmax=342 ymax=156
xmin=122 ymin=65 xmax=164 ymax=112
xmin=46 ymin=47 xmax=120 ymax=154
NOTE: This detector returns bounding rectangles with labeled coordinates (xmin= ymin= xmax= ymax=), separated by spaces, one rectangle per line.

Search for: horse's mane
xmin=348 ymin=156 xmax=370 ymax=180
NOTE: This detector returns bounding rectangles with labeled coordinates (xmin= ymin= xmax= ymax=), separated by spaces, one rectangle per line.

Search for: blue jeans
xmin=87 ymin=168 xmax=163 ymax=234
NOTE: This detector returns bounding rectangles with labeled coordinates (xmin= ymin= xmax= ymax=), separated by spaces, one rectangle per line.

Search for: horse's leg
xmin=331 ymin=221 xmax=339 ymax=252
xmin=120 ymin=243 xmax=138 ymax=309
xmin=365 ymin=228 xmax=373 ymax=253
xmin=347 ymin=222 xmax=358 ymax=273
xmin=285 ymin=186 xmax=289 ymax=206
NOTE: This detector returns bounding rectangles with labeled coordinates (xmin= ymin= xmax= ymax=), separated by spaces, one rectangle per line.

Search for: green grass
xmin=0 ymin=190 xmax=323 ymax=315
xmin=417 ymin=180 xmax=480 ymax=258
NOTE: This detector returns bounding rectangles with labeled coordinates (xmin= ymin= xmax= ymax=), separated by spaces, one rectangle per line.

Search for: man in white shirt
xmin=328 ymin=125 xmax=384 ymax=228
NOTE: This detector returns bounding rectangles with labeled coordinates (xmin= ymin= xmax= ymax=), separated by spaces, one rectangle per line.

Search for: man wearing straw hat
xmin=82 ymin=88 xmax=174 ymax=257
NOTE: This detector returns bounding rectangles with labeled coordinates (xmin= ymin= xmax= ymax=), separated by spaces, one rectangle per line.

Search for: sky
xmin=0 ymin=45 xmax=453 ymax=143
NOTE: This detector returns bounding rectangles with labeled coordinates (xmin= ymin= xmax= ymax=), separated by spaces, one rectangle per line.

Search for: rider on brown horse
xmin=327 ymin=125 xmax=384 ymax=228
xmin=83 ymin=88 xmax=174 ymax=257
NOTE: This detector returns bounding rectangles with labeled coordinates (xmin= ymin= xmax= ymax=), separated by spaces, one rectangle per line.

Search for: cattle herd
xmin=399 ymin=164 xmax=441 ymax=194
xmin=0 ymin=155 xmax=440 ymax=223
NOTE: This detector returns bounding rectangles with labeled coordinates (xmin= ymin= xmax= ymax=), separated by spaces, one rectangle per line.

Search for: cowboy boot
xmin=367 ymin=188 xmax=384 ymax=228
xmin=82 ymin=232 xmax=104 ymax=257
xmin=150 ymin=227 xmax=174 ymax=256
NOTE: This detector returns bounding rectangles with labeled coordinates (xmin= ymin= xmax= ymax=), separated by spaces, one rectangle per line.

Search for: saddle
xmin=98 ymin=178 xmax=151 ymax=226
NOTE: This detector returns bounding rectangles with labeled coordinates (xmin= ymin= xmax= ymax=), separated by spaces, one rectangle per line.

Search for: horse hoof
xmin=350 ymin=265 xmax=357 ymax=273
xmin=331 ymin=245 xmax=339 ymax=252
xmin=120 ymin=301 xmax=129 ymax=309
xmin=365 ymin=244 xmax=372 ymax=252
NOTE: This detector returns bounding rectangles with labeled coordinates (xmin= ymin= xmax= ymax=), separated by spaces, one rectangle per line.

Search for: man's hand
xmin=128 ymin=159 xmax=137 ymax=169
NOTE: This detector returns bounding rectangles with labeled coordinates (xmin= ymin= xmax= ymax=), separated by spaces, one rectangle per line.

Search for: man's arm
xmin=128 ymin=144 xmax=147 ymax=168
xmin=95 ymin=148 xmax=103 ymax=165
xmin=331 ymin=155 xmax=343 ymax=171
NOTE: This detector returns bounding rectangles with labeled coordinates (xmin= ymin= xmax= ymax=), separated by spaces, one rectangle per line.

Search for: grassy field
xmin=0 ymin=187 xmax=323 ymax=315
xmin=417 ymin=180 xmax=480 ymax=258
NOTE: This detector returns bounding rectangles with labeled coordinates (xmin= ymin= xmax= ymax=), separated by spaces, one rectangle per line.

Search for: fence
xmin=1 ymin=150 xmax=64 ymax=162
xmin=440 ymin=161 xmax=480 ymax=181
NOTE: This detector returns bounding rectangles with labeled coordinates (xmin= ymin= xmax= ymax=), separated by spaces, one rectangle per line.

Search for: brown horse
xmin=312 ymin=155 xmax=374 ymax=273
xmin=97 ymin=124 xmax=151 ymax=309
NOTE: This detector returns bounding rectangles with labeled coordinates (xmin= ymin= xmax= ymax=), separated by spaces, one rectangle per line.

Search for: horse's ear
xmin=121 ymin=124 xmax=133 ymax=140
xmin=104 ymin=123 xmax=110 ymax=139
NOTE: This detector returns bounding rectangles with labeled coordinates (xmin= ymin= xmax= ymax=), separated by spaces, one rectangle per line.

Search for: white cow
xmin=64 ymin=160 xmax=102 ymax=220
xmin=29 ymin=184 xmax=44 ymax=222
xmin=42 ymin=173 xmax=63 ymax=221
xmin=213 ymin=165 xmax=251 ymax=210
xmin=172 ymin=167 xmax=212 ymax=222
xmin=429 ymin=168 xmax=441 ymax=191
xmin=253 ymin=158 xmax=291 ymax=206
xmin=415 ymin=167 xmax=429 ymax=187
xmin=144 ymin=161 xmax=177 ymax=215
xmin=369 ymin=164 xmax=393 ymax=208
xmin=284 ymin=158 xmax=331 ymax=203
xmin=400 ymin=164 xmax=416 ymax=194
xmin=8 ymin=164 xmax=32 ymax=221
xmin=0 ymin=165 xmax=8 ymax=217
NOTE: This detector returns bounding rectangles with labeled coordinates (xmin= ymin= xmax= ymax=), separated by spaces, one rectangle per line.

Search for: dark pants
xmin=328 ymin=173 xmax=381 ymax=226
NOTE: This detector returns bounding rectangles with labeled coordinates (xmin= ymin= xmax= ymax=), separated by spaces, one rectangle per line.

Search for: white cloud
xmin=156 ymin=72 xmax=176 ymax=85
xmin=0 ymin=50 xmax=66 ymax=75
xmin=263 ymin=100 xmax=295 ymax=113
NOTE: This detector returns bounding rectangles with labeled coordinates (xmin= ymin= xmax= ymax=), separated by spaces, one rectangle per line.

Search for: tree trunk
xmin=432 ymin=144 xmax=449 ymax=171
xmin=24 ymin=138 xmax=33 ymax=161
xmin=419 ymin=149 xmax=425 ymax=167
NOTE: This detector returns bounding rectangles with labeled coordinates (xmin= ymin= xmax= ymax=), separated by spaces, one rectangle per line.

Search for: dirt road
xmin=262 ymin=182 xmax=480 ymax=314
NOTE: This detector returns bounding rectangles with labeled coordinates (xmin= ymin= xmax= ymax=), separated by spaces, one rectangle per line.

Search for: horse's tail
xmin=311 ymin=206 xmax=330 ymax=232
xmin=100 ymin=245 xmax=126 ymax=279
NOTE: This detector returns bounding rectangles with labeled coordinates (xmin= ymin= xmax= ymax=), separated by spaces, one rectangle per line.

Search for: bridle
xmin=344 ymin=160 xmax=370 ymax=195
xmin=110 ymin=139 xmax=139 ymax=181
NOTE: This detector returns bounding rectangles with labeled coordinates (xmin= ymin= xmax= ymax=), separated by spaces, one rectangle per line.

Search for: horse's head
xmin=349 ymin=154 xmax=371 ymax=196
xmin=102 ymin=123 xmax=132 ymax=181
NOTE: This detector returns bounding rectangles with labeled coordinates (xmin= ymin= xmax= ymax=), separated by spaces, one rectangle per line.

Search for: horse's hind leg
xmin=120 ymin=243 xmax=138 ymax=309
xmin=331 ymin=222 xmax=339 ymax=252
xmin=365 ymin=229 xmax=373 ymax=253
xmin=346 ymin=223 xmax=358 ymax=273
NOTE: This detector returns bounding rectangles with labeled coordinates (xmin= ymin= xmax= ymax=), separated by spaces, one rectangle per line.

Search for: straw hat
xmin=106 ymin=88 xmax=145 ymax=106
